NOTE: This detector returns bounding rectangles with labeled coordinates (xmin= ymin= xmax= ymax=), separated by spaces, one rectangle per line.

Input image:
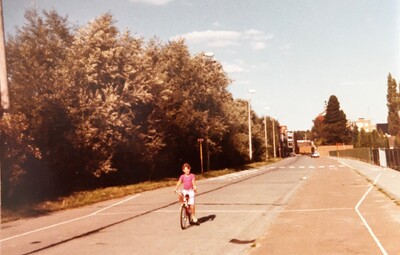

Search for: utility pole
xmin=248 ymin=99 xmax=252 ymax=160
xmin=272 ymin=118 xmax=276 ymax=159
xmin=247 ymin=89 xmax=255 ymax=161
xmin=0 ymin=0 xmax=8 ymax=221
xmin=0 ymin=0 xmax=9 ymax=114
xmin=264 ymin=107 xmax=270 ymax=162
xmin=264 ymin=115 xmax=269 ymax=161
xmin=197 ymin=138 xmax=204 ymax=174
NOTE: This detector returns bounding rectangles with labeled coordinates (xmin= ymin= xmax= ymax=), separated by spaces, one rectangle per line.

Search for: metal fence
xmin=329 ymin=147 xmax=372 ymax=163
xmin=329 ymin=148 xmax=400 ymax=172
xmin=381 ymin=149 xmax=400 ymax=171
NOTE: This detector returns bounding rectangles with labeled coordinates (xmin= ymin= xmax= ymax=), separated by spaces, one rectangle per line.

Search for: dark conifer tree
xmin=322 ymin=95 xmax=351 ymax=145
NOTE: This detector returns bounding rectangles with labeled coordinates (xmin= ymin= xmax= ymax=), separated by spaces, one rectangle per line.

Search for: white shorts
xmin=182 ymin=189 xmax=195 ymax=205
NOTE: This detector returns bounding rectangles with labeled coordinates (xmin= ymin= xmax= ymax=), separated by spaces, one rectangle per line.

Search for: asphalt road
xmin=2 ymin=156 xmax=400 ymax=255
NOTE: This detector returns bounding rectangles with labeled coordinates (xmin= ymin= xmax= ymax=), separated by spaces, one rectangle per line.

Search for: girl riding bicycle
xmin=174 ymin=163 xmax=197 ymax=223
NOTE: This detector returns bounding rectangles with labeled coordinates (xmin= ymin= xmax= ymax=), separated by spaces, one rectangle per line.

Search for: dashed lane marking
xmin=208 ymin=165 xmax=346 ymax=181
xmin=207 ymin=169 xmax=260 ymax=181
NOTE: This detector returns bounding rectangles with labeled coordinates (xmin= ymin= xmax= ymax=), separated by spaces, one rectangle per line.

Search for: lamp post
xmin=203 ymin=52 xmax=214 ymax=58
xmin=0 ymin=0 xmax=9 ymax=113
xmin=197 ymin=138 xmax=204 ymax=174
xmin=264 ymin=107 xmax=270 ymax=162
xmin=272 ymin=117 xmax=277 ymax=159
xmin=201 ymin=52 xmax=213 ymax=172
xmin=247 ymin=89 xmax=256 ymax=161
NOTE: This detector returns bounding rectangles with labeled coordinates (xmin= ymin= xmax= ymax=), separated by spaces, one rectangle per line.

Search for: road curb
xmin=335 ymin=158 xmax=400 ymax=204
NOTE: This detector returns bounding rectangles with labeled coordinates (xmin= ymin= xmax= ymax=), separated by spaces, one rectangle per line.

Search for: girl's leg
xmin=188 ymin=190 xmax=197 ymax=222
xmin=190 ymin=205 xmax=197 ymax=222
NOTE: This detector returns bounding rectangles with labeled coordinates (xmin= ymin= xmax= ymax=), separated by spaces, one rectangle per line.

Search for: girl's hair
xmin=182 ymin=163 xmax=191 ymax=170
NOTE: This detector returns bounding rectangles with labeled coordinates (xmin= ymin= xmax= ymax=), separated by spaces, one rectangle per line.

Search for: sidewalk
xmin=249 ymin=156 xmax=400 ymax=255
xmin=336 ymin=157 xmax=400 ymax=203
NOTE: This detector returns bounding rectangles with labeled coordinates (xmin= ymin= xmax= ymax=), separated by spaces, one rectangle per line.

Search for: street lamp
xmin=200 ymin=52 xmax=214 ymax=172
xmin=203 ymin=52 xmax=214 ymax=58
xmin=197 ymin=138 xmax=204 ymax=174
xmin=264 ymin=107 xmax=270 ymax=162
xmin=248 ymin=89 xmax=256 ymax=161
xmin=272 ymin=117 xmax=277 ymax=159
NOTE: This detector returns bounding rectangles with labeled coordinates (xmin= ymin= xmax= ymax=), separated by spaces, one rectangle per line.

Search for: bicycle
xmin=175 ymin=190 xmax=193 ymax=229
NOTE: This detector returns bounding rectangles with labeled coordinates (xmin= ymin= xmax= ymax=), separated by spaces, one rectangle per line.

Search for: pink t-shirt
xmin=179 ymin=173 xmax=195 ymax=190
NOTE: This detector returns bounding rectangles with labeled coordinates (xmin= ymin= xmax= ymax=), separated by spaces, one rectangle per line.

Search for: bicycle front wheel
xmin=180 ymin=205 xmax=190 ymax=229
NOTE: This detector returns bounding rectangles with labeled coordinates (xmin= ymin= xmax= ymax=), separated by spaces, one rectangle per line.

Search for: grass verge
xmin=2 ymin=161 xmax=276 ymax=223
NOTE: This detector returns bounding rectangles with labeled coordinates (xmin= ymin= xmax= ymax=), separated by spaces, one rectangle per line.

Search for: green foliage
xmin=387 ymin=73 xmax=400 ymax=135
xmin=0 ymin=113 xmax=42 ymax=203
xmin=322 ymin=95 xmax=352 ymax=144
xmin=311 ymin=115 xmax=325 ymax=145
xmin=2 ymin=9 xmax=273 ymax=206
xmin=311 ymin=95 xmax=352 ymax=145
xmin=352 ymin=125 xmax=359 ymax=147
xmin=352 ymin=128 xmax=388 ymax=149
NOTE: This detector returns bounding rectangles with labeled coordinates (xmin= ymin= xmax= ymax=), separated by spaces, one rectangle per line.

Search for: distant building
xmin=279 ymin=125 xmax=287 ymax=157
xmin=352 ymin=118 xmax=376 ymax=132
xmin=297 ymin=140 xmax=314 ymax=154
xmin=278 ymin=125 xmax=296 ymax=157
xmin=376 ymin=123 xmax=389 ymax=134
xmin=287 ymin=131 xmax=294 ymax=151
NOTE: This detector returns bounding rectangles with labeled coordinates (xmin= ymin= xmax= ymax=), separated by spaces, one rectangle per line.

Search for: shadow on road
xmin=197 ymin=214 xmax=216 ymax=224
xmin=229 ymin=239 xmax=256 ymax=245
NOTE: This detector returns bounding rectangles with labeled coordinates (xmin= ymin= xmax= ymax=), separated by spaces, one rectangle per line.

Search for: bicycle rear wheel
xmin=180 ymin=205 xmax=190 ymax=229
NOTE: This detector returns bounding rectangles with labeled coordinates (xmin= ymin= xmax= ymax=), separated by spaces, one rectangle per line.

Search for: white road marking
xmin=90 ymin=194 xmax=141 ymax=215
xmin=0 ymin=194 xmax=141 ymax=243
xmin=154 ymin=207 xmax=353 ymax=214
xmin=211 ymin=164 xmax=349 ymax=173
xmin=355 ymin=173 xmax=388 ymax=255
xmin=207 ymin=169 xmax=261 ymax=181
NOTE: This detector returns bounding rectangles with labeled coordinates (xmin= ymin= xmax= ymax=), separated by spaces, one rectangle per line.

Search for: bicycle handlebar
xmin=174 ymin=189 xmax=196 ymax=194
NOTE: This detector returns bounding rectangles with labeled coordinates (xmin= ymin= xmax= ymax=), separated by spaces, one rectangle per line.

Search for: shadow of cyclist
xmin=196 ymin=214 xmax=216 ymax=225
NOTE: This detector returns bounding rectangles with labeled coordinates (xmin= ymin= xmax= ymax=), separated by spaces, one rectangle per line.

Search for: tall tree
xmin=387 ymin=73 xmax=400 ymax=135
xmin=63 ymin=13 xmax=149 ymax=179
xmin=144 ymin=40 xmax=232 ymax=174
xmin=218 ymin=99 xmax=250 ymax=166
xmin=7 ymin=9 xmax=73 ymax=114
xmin=5 ymin=9 xmax=74 ymax=198
xmin=357 ymin=128 xmax=368 ymax=147
xmin=352 ymin=125 xmax=360 ymax=147
xmin=321 ymin=95 xmax=351 ymax=145
xmin=311 ymin=115 xmax=325 ymax=145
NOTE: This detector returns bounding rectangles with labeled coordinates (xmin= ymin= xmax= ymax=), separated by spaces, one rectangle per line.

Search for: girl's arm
xmin=175 ymin=179 xmax=182 ymax=191
xmin=192 ymin=177 xmax=197 ymax=191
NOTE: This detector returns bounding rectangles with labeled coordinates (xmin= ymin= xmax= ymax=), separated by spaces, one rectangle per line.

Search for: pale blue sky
xmin=4 ymin=0 xmax=400 ymax=130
